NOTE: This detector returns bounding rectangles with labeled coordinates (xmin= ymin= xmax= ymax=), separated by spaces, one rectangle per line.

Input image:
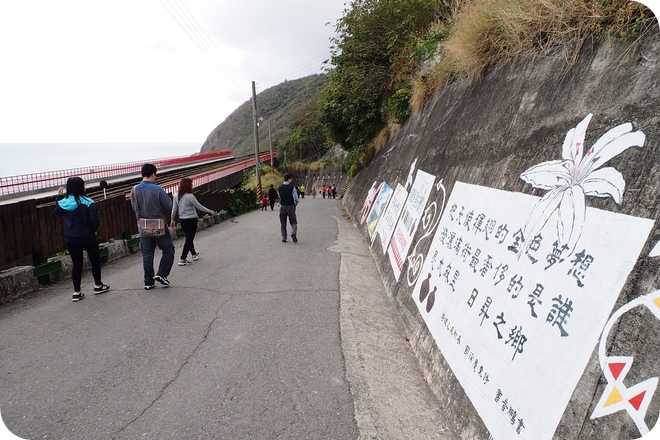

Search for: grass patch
xmin=429 ymin=0 xmax=651 ymax=81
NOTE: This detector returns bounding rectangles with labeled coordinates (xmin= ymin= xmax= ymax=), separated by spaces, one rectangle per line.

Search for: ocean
xmin=0 ymin=142 xmax=203 ymax=177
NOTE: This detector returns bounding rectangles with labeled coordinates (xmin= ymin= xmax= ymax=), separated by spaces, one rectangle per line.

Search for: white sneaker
xmin=192 ymin=253 xmax=200 ymax=261
xmin=178 ymin=259 xmax=191 ymax=266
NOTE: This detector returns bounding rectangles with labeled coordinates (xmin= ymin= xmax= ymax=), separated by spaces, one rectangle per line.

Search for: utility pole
xmin=251 ymin=81 xmax=262 ymax=201
xmin=268 ymin=121 xmax=274 ymax=172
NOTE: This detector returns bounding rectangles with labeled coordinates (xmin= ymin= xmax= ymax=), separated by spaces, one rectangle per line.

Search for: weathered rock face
xmin=342 ymin=29 xmax=660 ymax=440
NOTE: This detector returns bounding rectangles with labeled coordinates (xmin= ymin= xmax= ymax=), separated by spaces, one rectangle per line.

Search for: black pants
xmin=67 ymin=241 xmax=102 ymax=292
xmin=269 ymin=198 xmax=276 ymax=210
xmin=180 ymin=218 xmax=198 ymax=259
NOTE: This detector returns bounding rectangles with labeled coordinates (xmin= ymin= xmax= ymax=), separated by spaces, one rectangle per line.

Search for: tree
xmin=280 ymin=96 xmax=333 ymax=161
xmin=320 ymin=0 xmax=440 ymax=151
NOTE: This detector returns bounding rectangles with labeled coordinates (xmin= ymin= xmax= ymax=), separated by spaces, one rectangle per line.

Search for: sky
xmin=0 ymin=0 xmax=347 ymax=144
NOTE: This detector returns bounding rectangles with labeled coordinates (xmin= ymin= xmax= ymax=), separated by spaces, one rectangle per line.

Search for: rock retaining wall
xmin=342 ymin=30 xmax=660 ymax=440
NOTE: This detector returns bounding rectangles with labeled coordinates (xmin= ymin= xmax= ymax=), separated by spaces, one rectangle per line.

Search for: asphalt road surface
xmin=0 ymin=196 xmax=449 ymax=440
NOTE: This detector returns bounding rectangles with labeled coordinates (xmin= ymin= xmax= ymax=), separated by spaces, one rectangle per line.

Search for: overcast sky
xmin=0 ymin=0 xmax=346 ymax=143
xmin=2 ymin=1 xmax=657 ymax=145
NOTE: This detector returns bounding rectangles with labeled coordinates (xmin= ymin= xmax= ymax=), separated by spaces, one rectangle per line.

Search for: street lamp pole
xmin=251 ymin=81 xmax=262 ymax=201
xmin=268 ymin=121 xmax=274 ymax=172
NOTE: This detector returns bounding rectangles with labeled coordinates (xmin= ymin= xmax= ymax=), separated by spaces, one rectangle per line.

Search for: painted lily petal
xmin=557 ymin=185 xmax=586 ymax=253
xmin=583 ymin=124 xmax=645 ymax=174
xmin=520 ymin=160 xmax=571 ymax=189
xmin=581 ymin=167 xmax=626 ymax=204
xmin=562 ymin=114 xmax=592 ymax=162
xmin=520 ymin=186 xmax=565 ymax=256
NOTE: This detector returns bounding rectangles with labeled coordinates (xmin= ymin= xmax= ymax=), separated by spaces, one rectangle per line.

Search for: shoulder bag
xmin=133 ymin=186 xmax=166 ymax=237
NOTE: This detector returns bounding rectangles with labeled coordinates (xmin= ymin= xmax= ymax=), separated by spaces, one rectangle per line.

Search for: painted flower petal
xmin=520 ymin=186 xmax=565 ymax=256
xmin=581 ymin=167 xmax=626 ymax=204
xmin=580 ymin=123 xmax=645 ymax=176
xmin=557 ymin=185 xmax=586 ymax=253
xmin=520 ymin=160 xmax=571 ymax=190
xmin=562 ymin=114 xmax=592 ymax=162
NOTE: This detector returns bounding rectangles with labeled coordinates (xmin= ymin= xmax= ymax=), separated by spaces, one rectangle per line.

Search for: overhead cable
xmin=160 ymin=0 xmax=250 ymax=94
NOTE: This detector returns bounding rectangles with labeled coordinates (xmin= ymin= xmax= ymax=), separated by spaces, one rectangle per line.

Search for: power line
xmin=169 ymin=0 xmax=249 ymax=87
xmin=160 ymin=0 xmax=250 ymax=95
xmin=161 ymin=1 xmax=338 ymax=100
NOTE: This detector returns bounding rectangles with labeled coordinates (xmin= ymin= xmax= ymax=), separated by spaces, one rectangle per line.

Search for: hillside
xmin=200 ymin=74 xmax=328 ymax=158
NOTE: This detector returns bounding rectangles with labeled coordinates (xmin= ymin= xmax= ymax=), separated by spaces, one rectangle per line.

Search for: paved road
xmin=0 ymin=196 xmax=448 ymax=440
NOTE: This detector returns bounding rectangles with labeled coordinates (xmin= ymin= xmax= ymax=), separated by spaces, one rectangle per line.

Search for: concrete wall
xmin=342 ymin=30 xmax=660 ymax=440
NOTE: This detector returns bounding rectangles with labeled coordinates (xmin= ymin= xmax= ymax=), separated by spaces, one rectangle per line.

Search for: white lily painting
xmin=519 ymin=114 xmax=645 ymax=256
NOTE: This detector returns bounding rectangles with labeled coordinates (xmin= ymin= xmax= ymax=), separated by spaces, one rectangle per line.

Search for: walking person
xmin=268 ymin=184 xmax=278 ymax=211
xmin=311 ymin=185 xmax=317 ymax=198
xmin=170 ymin=177 xmax=216 ymax=266
xmin=332 ymin=184 xmax=337 ymax=199
xmin=299 ymin=184 xmax=306 ymax=199
xmin=55 ymin=177 xmax=110 ymax=302
xmin=321 ymin=184 xmax=326 ymax=199
xmin=278 ymin=173 xmax=299 ymax=243
xmin=130 ymin=163 xmax=175 ymax=290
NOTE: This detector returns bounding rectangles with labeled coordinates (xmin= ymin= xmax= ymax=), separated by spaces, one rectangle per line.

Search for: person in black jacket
xmin=268 ymin=184 xmax=278 ymax=211
xmin=277 ymin=173 xmax=299 ymax=243
xmin=55 ymin=177 xmax=110 ymax=302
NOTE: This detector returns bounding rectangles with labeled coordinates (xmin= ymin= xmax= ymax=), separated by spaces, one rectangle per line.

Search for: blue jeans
xmin=140 ymin=228 xmax=175 ymax=285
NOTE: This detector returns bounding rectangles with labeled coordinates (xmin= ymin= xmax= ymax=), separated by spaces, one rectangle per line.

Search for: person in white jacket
xmin=170 ymin=177 xmax=216 ymax=266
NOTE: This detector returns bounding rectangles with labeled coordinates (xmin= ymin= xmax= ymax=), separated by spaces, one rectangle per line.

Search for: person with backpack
xmin=55 ymin=176 xmax=110 ymax=302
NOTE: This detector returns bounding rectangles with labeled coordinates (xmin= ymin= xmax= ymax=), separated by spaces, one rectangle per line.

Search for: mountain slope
xmin=201 ymin=74 xmax=328 ymax=158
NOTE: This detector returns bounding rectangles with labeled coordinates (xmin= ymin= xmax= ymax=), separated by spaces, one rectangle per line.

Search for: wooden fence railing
xmin=0 ymin=185 xmax=245 ymax=270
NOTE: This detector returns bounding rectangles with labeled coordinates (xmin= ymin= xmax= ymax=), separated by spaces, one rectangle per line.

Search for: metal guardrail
xmin=0 ymin=151 xmax=233 ymax=196
xmin=160 ymin=153 xmax=276 ymax=195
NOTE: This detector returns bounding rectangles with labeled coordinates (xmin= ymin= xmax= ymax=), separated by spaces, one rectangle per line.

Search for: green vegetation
xmin=201 ymin=75 xmax=329 ymax=159
xmin=326 ymin=0 xmax=651 ymax=175
xmin=223 ymin=187 xmax=258 ymax=217
xmin=320 ymin=0 xmax=440 ymax=153
xmin=243 ymin=164 xmax=283 ymax=197
xmin=280 ymin=95 xmax=333 ymax=162
xmin=205 ymin=0 xmax=651 ymax=178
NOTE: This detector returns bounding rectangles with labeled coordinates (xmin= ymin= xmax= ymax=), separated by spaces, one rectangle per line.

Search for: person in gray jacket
xmin=130 ymin=163 xmax=174 ymax=290
xmin=171 ymin=177 xmax=216 ymax=266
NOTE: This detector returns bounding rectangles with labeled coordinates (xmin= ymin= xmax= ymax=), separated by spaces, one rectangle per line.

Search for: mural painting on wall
xmin=359 ymin=181 xmax=380 ymax=225
xmin=406 ymin=179 xmax=447 ymax=289
xmin=366 ymin=182 xmax=393 ymax=240
xmin=374 ymin=183 xmax=408 ymax=253
xmin=407 ymin=115 xmax=652 ymax=439
xmin=591 ymin=288 xmax=660 ymax=436
xmin=360 ymin=158 xmax=442 ymax=282
xmin=387 ymin=169 xmax=435 ymax=280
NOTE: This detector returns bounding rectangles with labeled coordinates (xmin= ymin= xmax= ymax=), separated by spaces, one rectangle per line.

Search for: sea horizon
xmin=0 ymin=142 xmax=204 ymax=177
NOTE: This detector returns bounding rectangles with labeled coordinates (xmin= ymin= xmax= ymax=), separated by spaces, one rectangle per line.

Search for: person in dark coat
xmin=55 ymin=176 xmax=110 ymax=302
xmin=277 ymin=173 xmax=299 ymax=243
xmin=268 ymin=184 xmax=278 ymax=211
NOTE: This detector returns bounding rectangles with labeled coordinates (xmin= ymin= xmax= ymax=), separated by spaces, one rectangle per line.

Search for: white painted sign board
xmin=375 ymin=182 xmax=408 ymax=253
xmin=412 ymin=182 xmax=653 ymax=440
xmin=388 ymin=170 xmax=435 ymax=280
